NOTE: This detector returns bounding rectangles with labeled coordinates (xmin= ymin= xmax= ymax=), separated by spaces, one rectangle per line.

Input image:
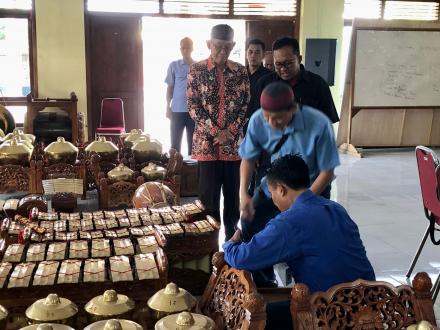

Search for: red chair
xmin=406 ymin=146 xmax=440 ymax=300
xmin=95 ymin=98 xmax=125 ymax=138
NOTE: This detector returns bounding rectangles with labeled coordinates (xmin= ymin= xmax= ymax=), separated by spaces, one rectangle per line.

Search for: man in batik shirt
xmin=187 ymin=24 xmax=250 ymax=240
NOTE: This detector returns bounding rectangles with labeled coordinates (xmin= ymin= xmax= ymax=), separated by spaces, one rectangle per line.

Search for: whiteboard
xmin=353 ymin=29 xmax=440 ymax=107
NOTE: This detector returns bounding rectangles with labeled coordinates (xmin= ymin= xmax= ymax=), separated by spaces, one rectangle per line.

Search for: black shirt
xmin=246 ymin=64 xmax=272 ymax=119
xmin=250 ymin=64 xmax=339 ymax=123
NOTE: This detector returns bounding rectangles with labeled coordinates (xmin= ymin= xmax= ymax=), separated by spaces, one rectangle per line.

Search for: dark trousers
xmin=241 ymin=184 xmax=331 ymax=286
xmin=198 ymin=160 xmax=240 ymax=240
xmin=266 ymin=300 xmax=293 ymax=330
xmin=170 ymin=112 xmax=195 ymax=154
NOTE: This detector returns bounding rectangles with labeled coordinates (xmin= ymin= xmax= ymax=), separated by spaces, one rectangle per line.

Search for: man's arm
xmin=313 ymin=119 xmax=340 ymax=193
xmin=310 ymin=169 xmax=334 ymax=195
xmin=250 ymin=77 xmax=264 ymax=113
xmin=317 ymin=79 xmax=339 ymax=123
xmin=223 ymin=221 xmax=297 ymax=271
xmin=166 ymin=85 xmax=173 ymax=119
xmin=227 ymin=68 xmax=250 ymax=136
xmin=240 ymin=158 xmax=256 ymax=219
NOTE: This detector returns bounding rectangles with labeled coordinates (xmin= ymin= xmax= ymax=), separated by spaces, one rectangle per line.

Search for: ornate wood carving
xmin=200 ymin=252 xmax=266 ymax=330
xmin=44 ymin=163 xmax=77 ymax=179
xmin=0 ymin=165 xmax=31 ymax=192
xmin=291 ymin=271 xmax=437 ymax=330
xmin=98 ymin=176 xmax=144 ymax=209
xmin=0 ymin=150 xmax=44 ymax=194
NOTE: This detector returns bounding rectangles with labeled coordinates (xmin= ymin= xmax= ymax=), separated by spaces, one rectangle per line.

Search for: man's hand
xmin=213 ymin=129 xmax=233 ymax=145
xmin=240 ymin=192 xmax=255 ymax=221
xmin=230 ymin=229 xmax=242 ymax=243
xmin=166 ymin=106 xmax=172 ymax=119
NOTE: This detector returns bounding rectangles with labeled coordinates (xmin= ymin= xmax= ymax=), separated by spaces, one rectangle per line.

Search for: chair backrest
xmin=291 ymin=272 xmax=436 ymax=330
xmin=100 ymin=98 xmax=125 ymax=128
xmin=415 ymin=146 xmax=440 ymax=218
xmin=200 ymin=252 xmax=267 ymax=330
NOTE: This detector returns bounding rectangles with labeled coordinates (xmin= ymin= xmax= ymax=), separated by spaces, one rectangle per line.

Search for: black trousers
xmin=241 ymin=184 xmax=331 ymax=286
xmin=170 ymin=112 xmax=195 ymax=154
xmin=198 ymin=160 xmax=240 ymax=241
xmin=266 ymin=300 xmax=293 ymax=330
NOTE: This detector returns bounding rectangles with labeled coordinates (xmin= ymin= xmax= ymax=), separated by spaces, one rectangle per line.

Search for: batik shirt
xmin=187 ymin=57 xmax=250 ymax=161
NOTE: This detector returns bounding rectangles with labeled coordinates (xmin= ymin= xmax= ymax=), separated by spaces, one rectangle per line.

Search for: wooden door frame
xmin=84 ymin=0 xmax=302 ymax=139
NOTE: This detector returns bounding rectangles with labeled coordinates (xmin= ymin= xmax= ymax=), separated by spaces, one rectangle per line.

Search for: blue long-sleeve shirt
xmin=223 ymin=190 xmax=375 ymax=293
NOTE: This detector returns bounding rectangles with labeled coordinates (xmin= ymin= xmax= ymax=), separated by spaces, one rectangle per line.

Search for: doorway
xmin=141 ymin=17 xmax=246 ymax=156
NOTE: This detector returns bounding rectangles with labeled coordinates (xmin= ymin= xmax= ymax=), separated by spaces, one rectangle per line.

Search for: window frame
xmin=0 ymin=2 xmax=37 ymax=107
xmin=344 ymin=0 xmax=440 ymax=26
xmin=87 ymin=0 xmax=299 ymax=20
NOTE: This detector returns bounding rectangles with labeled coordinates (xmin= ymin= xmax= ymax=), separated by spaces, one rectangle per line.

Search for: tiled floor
xmin=333 ymin=148 xmax=440 ymax=319
xmin=334 ymin=149 xmax=438 ymax=285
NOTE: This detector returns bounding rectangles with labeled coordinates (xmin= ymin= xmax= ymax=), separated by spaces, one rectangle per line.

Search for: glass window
xmin=233 ymin=0 xmax=297 ymax=16
xmin=343 ymin=0 xmax=382 ymax=19
xmin=0 ymin=18 xmax=30 ymax=98
xmin=384 ymin=1 xmax=439 ymax=20
xmin=3 ymin=105 xmax=26 ymax=125
xmin=163 ymin=0 xmax=229 ymax=15
xmin=0 ymin=0 xmax=32 ymax=10
xmin=87 ymin=0 xmax=159 ymax=13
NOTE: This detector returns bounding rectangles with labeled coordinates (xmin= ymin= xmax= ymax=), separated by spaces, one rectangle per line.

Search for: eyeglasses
xmin=274 ymin=60 xmax=296 ymax=69
xmin=212 ymin=42 xmax=234 ymax=52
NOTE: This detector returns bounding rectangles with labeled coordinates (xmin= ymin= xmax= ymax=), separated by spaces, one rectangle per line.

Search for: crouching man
xmin=223 ymin=154 xmax=375 ymax=330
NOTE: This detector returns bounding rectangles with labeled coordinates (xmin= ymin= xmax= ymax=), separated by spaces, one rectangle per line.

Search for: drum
xmin=132 ymin=182 xmax=177 ymax=209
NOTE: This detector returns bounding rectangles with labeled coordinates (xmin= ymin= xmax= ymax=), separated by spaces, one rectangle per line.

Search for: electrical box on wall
xmin=304 ymin=38 xmax=337 ymax=86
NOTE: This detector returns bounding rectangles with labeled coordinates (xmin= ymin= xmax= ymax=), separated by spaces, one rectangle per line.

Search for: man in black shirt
xmin=245 ymin=39 xmax=272 ymax=121
xmin=250 ymin=37 xmax=339 ymax=123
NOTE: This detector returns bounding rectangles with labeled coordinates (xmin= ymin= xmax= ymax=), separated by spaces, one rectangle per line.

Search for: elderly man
xmin=187 ymin=24 xmax=250 ymax=240
xmin=165 ymin=37 xmax=195 ymax=154
xmin=239 ymin=81 xmax=340 ymax=287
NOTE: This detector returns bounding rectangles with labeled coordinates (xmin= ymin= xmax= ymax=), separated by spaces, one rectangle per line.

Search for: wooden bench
xmin=208 ymin=252 xmax=437 ymax=329
xmin=200 ymin=252 xmax=267 ymax=330
xmin=290 ymin=271 xmax=437 ymax=329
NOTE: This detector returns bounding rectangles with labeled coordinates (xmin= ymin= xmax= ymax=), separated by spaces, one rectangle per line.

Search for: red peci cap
xmin=260 ymin=82 xmax=295 ymax=112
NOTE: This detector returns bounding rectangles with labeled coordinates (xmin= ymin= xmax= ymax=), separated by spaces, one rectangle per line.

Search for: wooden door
xmin=86 ymin=14 xmax=144 ymax=138
xmin=246 ymin=20 xmax=296 ymax=52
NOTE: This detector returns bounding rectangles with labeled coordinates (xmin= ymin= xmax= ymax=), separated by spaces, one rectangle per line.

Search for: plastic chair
xmin=406 ymin=146 xmax=440 ymax=301
xmin=95 ymin=98 xmax=125 ymax=137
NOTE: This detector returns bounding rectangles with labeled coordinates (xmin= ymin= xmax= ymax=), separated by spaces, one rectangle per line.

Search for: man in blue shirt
xmin=165 ymin=37 xmax=195 ymax=154
xmin=239 ymin=81 xmax=340 ymax=287
xmin=224 ymin=154 xmax=375 ymax=329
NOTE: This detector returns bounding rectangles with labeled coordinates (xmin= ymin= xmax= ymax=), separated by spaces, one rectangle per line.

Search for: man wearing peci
xmin=187 ymin=24 xmax=250 ymax=241
xmin=239 ymin=81 xmax=340 ymax=287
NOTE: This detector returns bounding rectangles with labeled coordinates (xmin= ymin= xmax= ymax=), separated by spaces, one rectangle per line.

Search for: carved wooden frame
xmin=0 ymin=161 xmax=42 ymax=194
xmin=200 ymin=252 xmax=267 ymax=330
xmin=25 ymin=92 xmax=79 ymax=143
xmin=291 ymin=272 xmax=437 ymax=330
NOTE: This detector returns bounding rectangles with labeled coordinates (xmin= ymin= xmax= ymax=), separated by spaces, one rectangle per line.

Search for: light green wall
xmin=35 ymin=0 xmax=87 ymax=138
xmin=299 ymin=0 xmax=344 ymax=113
